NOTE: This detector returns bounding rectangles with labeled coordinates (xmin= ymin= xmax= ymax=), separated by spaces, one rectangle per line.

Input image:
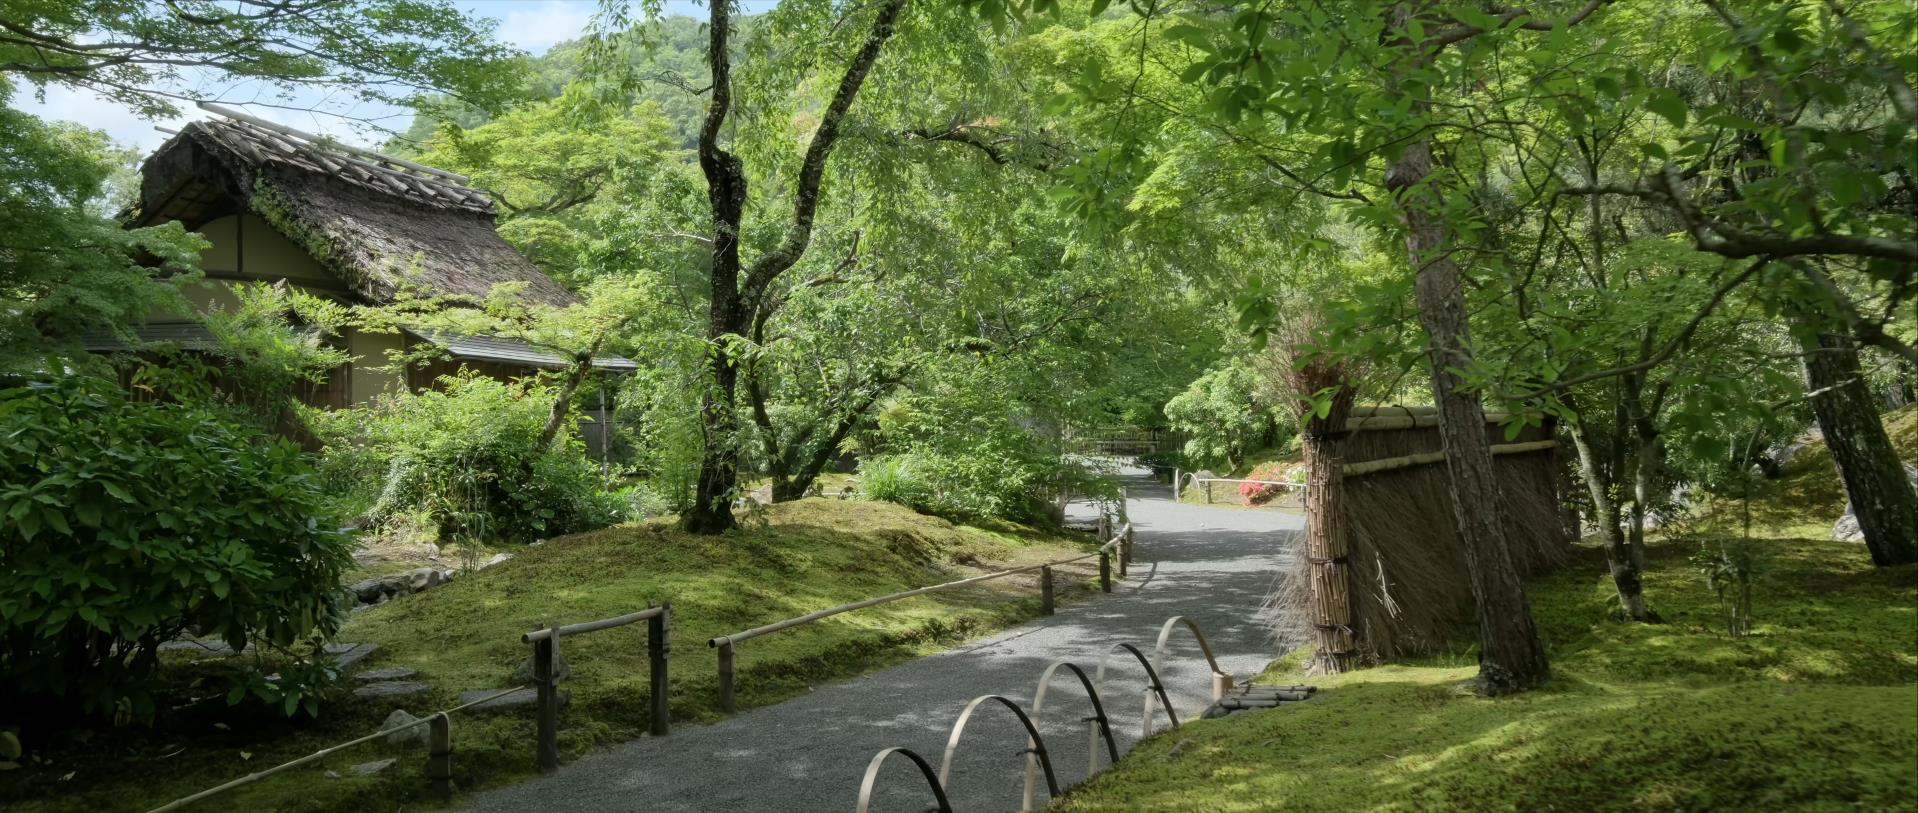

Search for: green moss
xmin=1056 ymin=535 xmax=1918 ymax=812
xmin=1689 ymin=404 xmax=1918 ymax=538
xmin=4 ymin=500 xmax=1100 ymax=813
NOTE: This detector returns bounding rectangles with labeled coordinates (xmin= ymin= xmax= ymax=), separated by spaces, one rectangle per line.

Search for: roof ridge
xmin=190 ymin=106 xmax=495 ymax=214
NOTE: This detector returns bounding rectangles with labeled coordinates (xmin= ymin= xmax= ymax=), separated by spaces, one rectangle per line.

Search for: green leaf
xmin=1646 ymin=91 xmax=1687 ymax=129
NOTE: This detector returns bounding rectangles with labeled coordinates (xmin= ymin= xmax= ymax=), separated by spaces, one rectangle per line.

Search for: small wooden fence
xmin=854 ymin=615 xmax=1238 ymax=813
xmin=523 ymin=603 xmax=672 ymax=772
xmin=1175 ymin=471 xmax=1309 ymax=510
xmin=143 ymin=603 xmax=672 ymax=812
xmin=707 ymin=523 xmax=1135 ymax=713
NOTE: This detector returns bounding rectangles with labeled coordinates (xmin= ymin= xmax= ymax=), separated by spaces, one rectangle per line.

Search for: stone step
xmin=355 ymin=666 xmax=419 ymax=683
xmin=1202 ymin=684 xmax=1318 ymax=719
xmin=352 ymin=681 xmax=431 ymax=700
xmin=458 ymin=688 xmax=569 ymax=713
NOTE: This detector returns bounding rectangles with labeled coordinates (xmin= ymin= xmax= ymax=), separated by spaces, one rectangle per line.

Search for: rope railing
xmin=144 ymin=684 xmax=526 ymax=813
xmin=708 ymin=522 xmax=1133 ymax=712
xmin=145 ymin=602 xmax=673 ymax=811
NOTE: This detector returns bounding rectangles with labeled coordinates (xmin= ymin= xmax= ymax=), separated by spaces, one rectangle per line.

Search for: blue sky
xmin=13 ymin=1 xmax=765 ymax=153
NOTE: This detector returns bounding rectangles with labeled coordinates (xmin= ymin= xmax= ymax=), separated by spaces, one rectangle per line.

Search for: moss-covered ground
xmin=3 ymin=499 xmax=1100 ymax=813
xmin=1053 ymin=536 xmax=1918 ymax=811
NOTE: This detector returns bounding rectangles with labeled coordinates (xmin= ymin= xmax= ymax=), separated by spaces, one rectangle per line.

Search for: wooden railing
xmin=707 ymin=523 xmax=1134 ymax=713
xmin=523 ymin=603 xmax=672 ymax=772
xmin=144 ymin=602 xmax=673 ymax=811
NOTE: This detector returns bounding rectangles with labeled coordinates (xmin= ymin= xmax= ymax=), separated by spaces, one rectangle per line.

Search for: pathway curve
xmin=467 ymin=468 xmax=1301 ymax=812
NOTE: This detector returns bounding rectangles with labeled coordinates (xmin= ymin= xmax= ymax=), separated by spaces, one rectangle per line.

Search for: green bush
xmin=1164 ymin=362 xmax=1279 ymax=469
xmin=0 ymin=377 xmax=353 ymax=724
xmin=309 ymin=373 xmax=619 ymax=544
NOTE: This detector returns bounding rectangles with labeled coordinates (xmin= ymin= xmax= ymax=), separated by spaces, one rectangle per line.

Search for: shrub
xmin=1239 ymin=459 xmax=1308 ymax=505
xmin=1164 ymin=363 xmax=1279 ymax=469
xmin=309 ymin=373 xmax=619 ymax=543
xmin=0 ymin=377 xmax=353 ymax=724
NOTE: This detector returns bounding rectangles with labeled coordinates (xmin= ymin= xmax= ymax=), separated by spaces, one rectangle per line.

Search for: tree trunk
xmin=682 ymin=0 xmax=748 ymax=535
xmin=536 ymin=355 xmax=595 ymax=455
xmin=1798 ymin=322 xmax=1918 ymax=566
xmin=1384 ymin=12 xmax=1550 ymax=689
xmin=1565 ymin=417 xmax=1650 ymax=620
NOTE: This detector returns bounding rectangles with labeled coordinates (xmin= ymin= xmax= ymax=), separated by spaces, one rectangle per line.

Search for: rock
xmin=348 ymin=567 xmax=458 ymax=606
xmin=749 ymin=484 xmax=774 ymax=505
xmin=158 ymin=639 xmax=245 ymax=656
xmin=510 ymin=649 xmax=573 ymax=685
xmin=1832 ymin=463 xmax=1918 ymax=543
xmin=1834 ymin=511 xmax=1864 ymax=542
xmin=355 ymin=666 xmax=418 ymax=683
xmin=352 ymin=681 xmax=430 ymax=700
xmin=477 ymin=553 xmax=514 ymax=570
xmin=1194 ymin=469 xmax=1219 ymax=480
xmin=457 ymin=688 xmax=568 ymax=713
xmin=326 ymin=643 xmax=379 ymax=671
xmin=1767 ymin=427 xmax=1824 ymax=473
xmin=350 ymin=758 xmax=395 ymax=776
xmin=379 ymin=710 xmax=427 ymax=745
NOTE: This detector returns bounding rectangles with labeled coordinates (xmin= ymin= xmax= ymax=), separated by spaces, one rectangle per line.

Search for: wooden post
xmin=1204 ymin=480 xmax=1213 ymax=504
xmin=1211 ymin=672 xmax=1234 ymax=702
xmin=717 ymin=639 xmax=736 ymax=713
xmin=1099 ymin=551 xmax=1111 ymax=593
xmin=1123 ymin=524 xmax=1135 ymax=566
xmin=533 ymin=625 xmax=560 ymax=773
xmin=1117 ymin=536 xmax=1128 ymax=578
xmin=1172 ymin=468 xmax=1181 ymax=499
xmin=1097 ymin=511 xmax=1110 ymax=542
xmin=648 ymin=604 xmax=671 ymax=737
xmin=427 ymin=712 xmax=453 ymax=801
xmin=1040 ymin=565 xmax=1055 ymax=615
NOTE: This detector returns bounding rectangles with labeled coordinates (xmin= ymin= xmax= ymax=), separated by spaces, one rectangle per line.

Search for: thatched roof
xmin=131 ymin=115 xmax=577 ymax=308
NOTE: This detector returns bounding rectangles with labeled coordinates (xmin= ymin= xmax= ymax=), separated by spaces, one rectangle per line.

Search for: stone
xmin=477 ymin=553 xmax=514 ymax=570
xmin=510 ymin=648 xmax=573 ymax=685
xmin=158 ymin=639 xmax=245 ymax=656
xmin=350 ymin=758 xmax=395 ymax=776
xmin=327 ymin=643 xmax=379 ymax=671
xmin=379 ymin=710 xmax=427 ymax=745
xmin=349 ymin=567 xmax=458 ymax=606
xmin=352 ymin=681 xmax=430 ymax=700
xmin=355 ymin=666 xmax=418 ymax=683
xmin=457 ymin=688 xmax=568 ymax=713
xmin=1832 ymin=463 xmax=1918 ymax=543
xmin=1834 ymin=511 xmax=1864 ymax=542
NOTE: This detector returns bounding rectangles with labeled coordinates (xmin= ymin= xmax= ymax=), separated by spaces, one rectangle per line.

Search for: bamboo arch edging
xmin=1020 ymin=661 xmax=1122 ymax=811
xmin=854 ymin=747 xmax=955 ymax=813
xmin=937 ymin=694 xmax=1062 ymax=802
xmin=1091 ymin=641 xmax=1182 ymax=741
xmin=1151 ymin=615 xmax=1234 ymax=723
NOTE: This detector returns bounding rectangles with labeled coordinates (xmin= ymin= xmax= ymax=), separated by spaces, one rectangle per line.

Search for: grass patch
xmin=3 ymin=499 xmax=1102 ymax=813
xmin=1054 ymin=537 xmax=1918 ymax=812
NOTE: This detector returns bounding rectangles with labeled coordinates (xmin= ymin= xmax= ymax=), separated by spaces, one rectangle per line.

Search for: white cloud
xmin=493 ymin=0 xmax=597 ymax=54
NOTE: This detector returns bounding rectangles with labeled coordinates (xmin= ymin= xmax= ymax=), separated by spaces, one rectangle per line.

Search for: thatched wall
xmin=1278 ymin=408 xmax=1571 ymax=663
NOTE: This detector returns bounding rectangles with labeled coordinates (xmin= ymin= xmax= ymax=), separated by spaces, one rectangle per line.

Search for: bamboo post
xmin=1172 ymin=468 xmax=1181 ymax=499
xmin=1040 ymin=566 xmax=1055 ymax=615
xmin=1099 ymin=551 xmax=1111 ymax=593
xmin=648 ymin=603 xmax=671 ymax=737
xmin=717 ymin=640 xmax=736 ymax=713
xmin=1304 ymin=438 xmax=1357 ymax=674
xmin=532 ymin=624 xmax=560 ymax=773
xmin=426 ymin=713 xmax=453 ymax=801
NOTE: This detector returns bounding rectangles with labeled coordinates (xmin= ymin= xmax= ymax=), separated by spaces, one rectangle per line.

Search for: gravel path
xmin=466 ymin=468 xmax=1301 ymax=812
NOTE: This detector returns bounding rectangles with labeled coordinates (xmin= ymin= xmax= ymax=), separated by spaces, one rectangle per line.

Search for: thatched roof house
xmin=111 ymin=107 xmax=631 ymax=410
